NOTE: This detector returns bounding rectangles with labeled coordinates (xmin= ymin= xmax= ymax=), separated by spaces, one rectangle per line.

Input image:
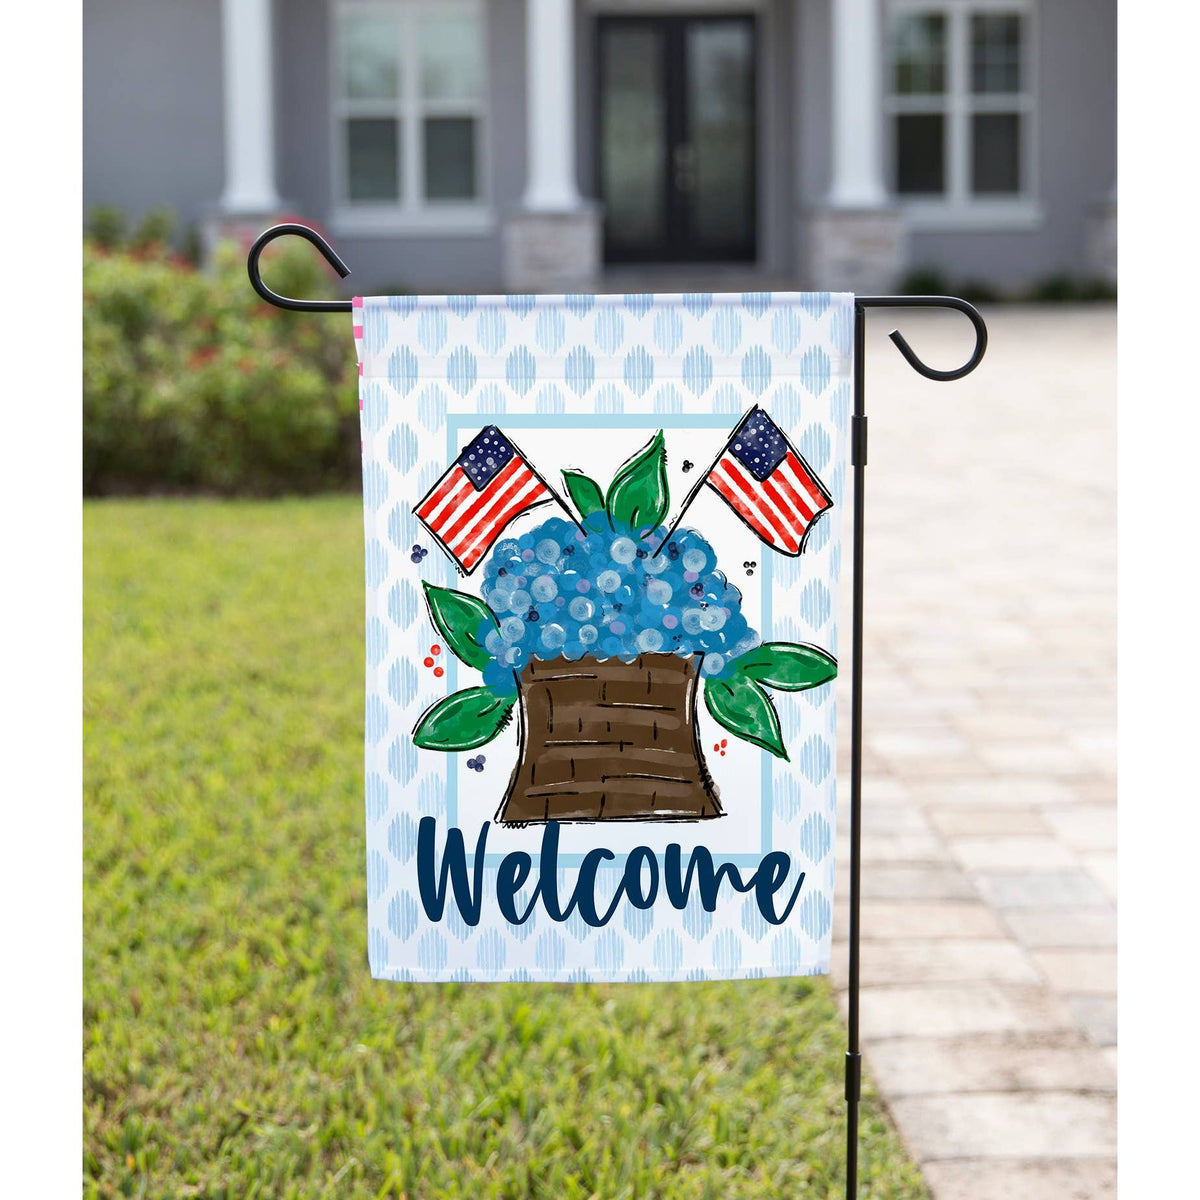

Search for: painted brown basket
xmin=496 ymin=652 xmax=723 ymax=824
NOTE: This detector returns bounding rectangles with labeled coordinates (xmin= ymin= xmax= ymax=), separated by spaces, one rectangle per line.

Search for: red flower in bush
xmin=187 ymin=345 xmax=219 ymax=369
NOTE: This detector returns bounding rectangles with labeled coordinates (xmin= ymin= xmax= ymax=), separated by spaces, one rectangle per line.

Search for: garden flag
xmin=354 ymin=292 xmax=852 ymax=982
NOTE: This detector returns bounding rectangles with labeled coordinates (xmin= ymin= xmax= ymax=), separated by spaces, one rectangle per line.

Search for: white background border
xmin=7 ymin=2 xmax=1198 ymax=1191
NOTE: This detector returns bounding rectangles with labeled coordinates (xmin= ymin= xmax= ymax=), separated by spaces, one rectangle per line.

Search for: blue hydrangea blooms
xmin=476 ymin=514 xmax=759 ymax=693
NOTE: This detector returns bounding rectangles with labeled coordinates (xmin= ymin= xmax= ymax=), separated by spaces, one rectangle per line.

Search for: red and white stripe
xmin=416 ymin=456 xmax=551 ymax=573
xmin=707 ymin=449 xmax=830 ymax=556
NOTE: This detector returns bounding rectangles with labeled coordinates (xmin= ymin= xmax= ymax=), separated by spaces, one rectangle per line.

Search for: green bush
xmin=128 ymin=205 xmax=177 ymax=250
xmin=898 ymin=266 xmax=951 ymax=296
xmin=85 ymin=205 xmax=127 ymax=250
xmin=83 ymin=235 xmax=359 ymax=494
xmin=954 ymin=279 xmax=1000 ymax=305
xmin=1027 ymin=272 xmax=1082 ymax=303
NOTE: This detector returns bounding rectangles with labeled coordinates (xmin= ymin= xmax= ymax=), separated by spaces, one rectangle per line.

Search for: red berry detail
xmin=423 ymin=657 xmax=434 ymax=668
xmin=433 ymin=666 xmax=445 ymax=678
xmin=721 ymin=739 xmax=728 ymax=748
xmin=431 ymin=644 xmax=442 ymax=656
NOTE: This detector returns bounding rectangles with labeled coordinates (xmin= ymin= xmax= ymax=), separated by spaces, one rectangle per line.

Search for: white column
xmin=219 ymin=0 xmax=281 ymax=213
xmin=522 ymin=0 xmax=581 ymax=212
xmin=827 ymin=0 xmax=888 ymax=208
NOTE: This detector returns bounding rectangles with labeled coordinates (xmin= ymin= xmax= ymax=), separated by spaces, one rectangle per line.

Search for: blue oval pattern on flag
xmin=654 ymin=306 xmax=685 ymax=354
xmin=682 ymin=346 xmax=713 ymax=395
xmin=388 ymin=892 xmax=418 ymax=940
xmin=623 ymin=346 xmax=654 ymax=395
xmin=505 ymin=345 xmax=536 ymax=395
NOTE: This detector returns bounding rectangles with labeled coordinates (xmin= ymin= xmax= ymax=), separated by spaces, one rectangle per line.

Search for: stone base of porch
xmin=1084 ymin=199 xmax=1117 ymax=287
xmin=804 ymin=207 xmax=907 ymax=295
xmin=502 ymin=206 xmax=602 ymax=294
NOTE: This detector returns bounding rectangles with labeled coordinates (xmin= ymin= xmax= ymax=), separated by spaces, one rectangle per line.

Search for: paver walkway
xmin=829 ymin=305 xmax=1117 ymax=1198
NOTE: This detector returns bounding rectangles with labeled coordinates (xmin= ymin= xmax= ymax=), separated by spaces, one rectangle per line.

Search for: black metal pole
xmin=842 ymin=296 xmax=986 ymax=1200
xmin=845 ymin=301 xmax=868 ymax=1200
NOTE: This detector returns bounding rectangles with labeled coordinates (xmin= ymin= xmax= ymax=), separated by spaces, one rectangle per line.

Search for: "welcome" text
xmin=416 ymin=818 xmax=807 ymax=928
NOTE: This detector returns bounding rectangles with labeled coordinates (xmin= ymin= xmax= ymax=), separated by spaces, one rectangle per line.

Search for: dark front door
xmin=597 ymin=14 xmax=757 ymax=263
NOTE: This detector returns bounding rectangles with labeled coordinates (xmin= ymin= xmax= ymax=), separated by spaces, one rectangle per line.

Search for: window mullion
xmin=1021 ymin=6 xmax=1034 ymax=201
xmin=947 ymin=7 xmax=970 ymax=205
xmin=403 ymin=6 xmax=422 ymax=211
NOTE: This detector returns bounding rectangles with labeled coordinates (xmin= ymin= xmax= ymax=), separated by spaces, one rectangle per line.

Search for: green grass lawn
xmin=84 ymin=498 xmax=928 ymax=1200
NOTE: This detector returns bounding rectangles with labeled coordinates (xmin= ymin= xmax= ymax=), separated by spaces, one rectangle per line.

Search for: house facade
xmin=84 ymin=0 xmax=1116 ymax=294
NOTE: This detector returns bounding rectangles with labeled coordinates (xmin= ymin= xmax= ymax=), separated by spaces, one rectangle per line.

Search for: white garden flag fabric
xmin=354 ymin=292 xmax=852 ymax=982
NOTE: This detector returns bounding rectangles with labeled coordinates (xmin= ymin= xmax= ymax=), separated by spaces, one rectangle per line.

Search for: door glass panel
xmin=687 ymin=22 xmax=754 ymax=252
xmin=600 ymin=25 xmax=666 ymax=253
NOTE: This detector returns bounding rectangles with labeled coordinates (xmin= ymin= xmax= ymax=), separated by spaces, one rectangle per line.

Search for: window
xmin=886 ymin=2 xmax=1036 ymax=222
xmin=334 ymin=0 xmax=488 ymax=225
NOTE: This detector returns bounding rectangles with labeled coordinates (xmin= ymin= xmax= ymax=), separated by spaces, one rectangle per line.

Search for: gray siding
xmin=794 ymin=0 xmax=834 ymax=277
xmin=82 ymin=0 xmax=1117 ymax=293
xmin=279 ymin=0 xmax=526 ymax=293
xmin=276 ymin=0 xmax=332 ymax=228
xmin=904 ymin=0 xmax=1118 ymax=287
xmin=760 ymin=0 xmax=798 ymax=275
xmin=793 ymin=0 xmax=1116 ymax=290
xmin=83 ymin=0 xmax=225 ymax=232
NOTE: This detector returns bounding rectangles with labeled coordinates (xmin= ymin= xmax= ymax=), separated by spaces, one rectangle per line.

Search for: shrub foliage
xmin=83 ymin=234 xmax=359 ymax=494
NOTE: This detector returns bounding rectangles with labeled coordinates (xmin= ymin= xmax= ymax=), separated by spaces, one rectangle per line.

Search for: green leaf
xmin=562 ymin=469 xmax=607 ymax=521
xmin=704 ymin=672 xmax=788 ymax=760
xmin=422 ymin=582 xmax=498 ymax=671
xmin=605 ymin=429 xmax=669 ymax=534
xmin=736 ymin=641 xmax=838 ymax=692
xmin=412 ymin=686 xmax=515 ymax=751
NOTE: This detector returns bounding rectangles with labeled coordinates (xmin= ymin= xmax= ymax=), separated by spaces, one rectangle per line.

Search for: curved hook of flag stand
xmin=859 ymin=294 xmax=988 ymax=381
xmin=247 ymin=223 xmax=354 ymax=313
xmin=245 ymin=224 xmax=989 ymax=1199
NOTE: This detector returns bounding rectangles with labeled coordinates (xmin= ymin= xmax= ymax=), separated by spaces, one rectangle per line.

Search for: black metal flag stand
xmin=843 ymin=298 xmax=987 ymax=1197
xmin=247 ymin=226 xmax=989 ymax=1199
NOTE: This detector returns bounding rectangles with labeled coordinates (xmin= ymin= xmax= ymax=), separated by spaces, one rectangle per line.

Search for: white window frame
xmin=885 ymin=0 xmax=1042 ymax=230
xmin=330 ymin=0 xmax=494 ymax=236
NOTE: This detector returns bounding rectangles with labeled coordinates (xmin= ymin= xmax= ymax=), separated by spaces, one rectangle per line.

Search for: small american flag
xmin=704 ymin=406 xmax=832 ymax=555
xmin=416 ymin=426 xmax=553 ymax=573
